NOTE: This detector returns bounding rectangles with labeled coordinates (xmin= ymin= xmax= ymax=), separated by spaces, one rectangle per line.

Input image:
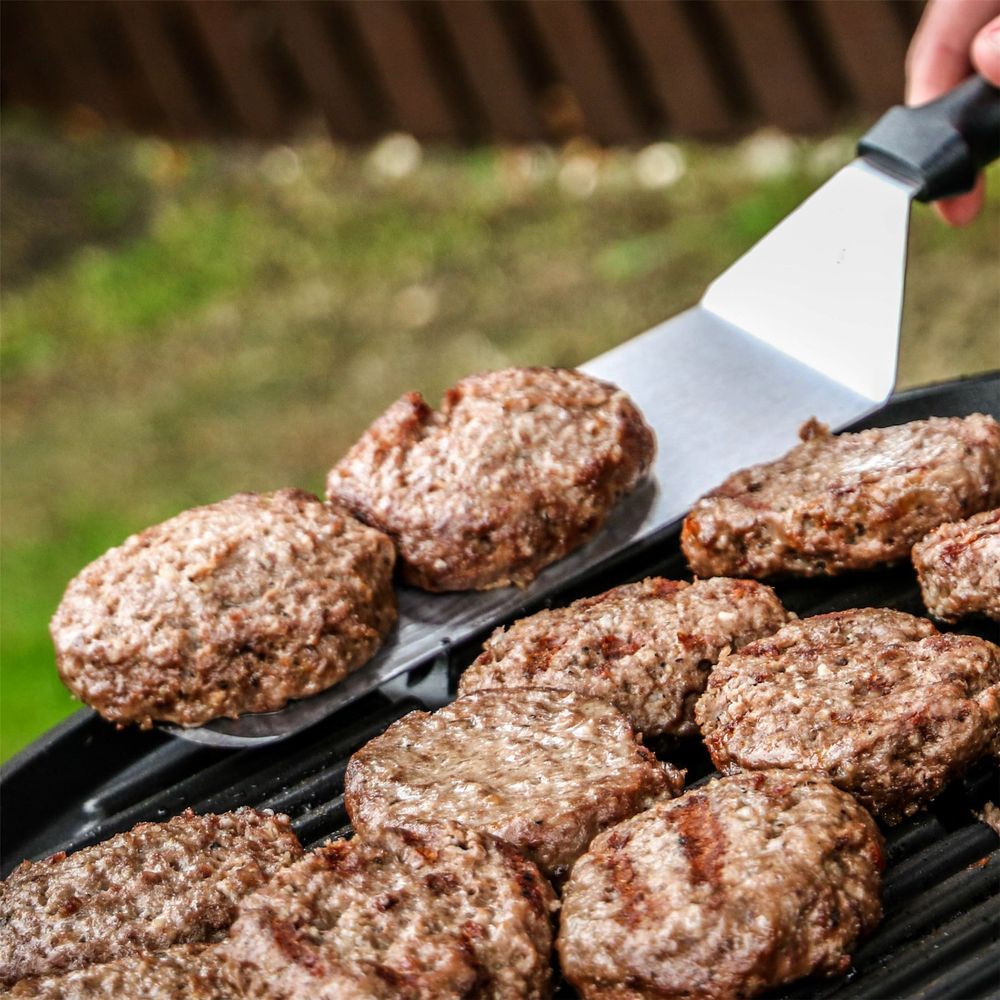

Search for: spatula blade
xmin=703 ymin=159 xmax=917 ymax=401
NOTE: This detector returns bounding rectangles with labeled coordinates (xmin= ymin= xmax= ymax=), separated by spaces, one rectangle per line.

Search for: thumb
xmin=971 ymin=14 xmax=1000 ymax=84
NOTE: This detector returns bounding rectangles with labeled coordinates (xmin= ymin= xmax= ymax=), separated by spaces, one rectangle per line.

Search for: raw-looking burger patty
xmin=51 ymin=489 xmax=397 ymax=728
xmin=0 ymin=809 xmax=302 ymax=986
xmin=4 ymin=944 xmax=233 ymax=999
xmin=326 ymin=367 xmax=655 ymax=591
xmin=459 ymin=577 xmax=789 ymax=738
xmin=558 ymin=771 xmax=884 ymax=1000
xmin=681 ymin=414 xmax=1000 ymax=579
xmin=220 ymin=823 xmax=556 ymax=1000
xmin=344 ymin=688 xmax=682 ymax=879
xmin=696 ymin=608 xmax=1000 ymax=823
xmin=913 ymin=508 xmax=1000 ymax=622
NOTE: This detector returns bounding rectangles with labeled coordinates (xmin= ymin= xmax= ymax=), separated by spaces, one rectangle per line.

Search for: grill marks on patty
xmin=557 ymin=771 xmax=884 ymax=1000
xmin=671 ymin=793 xmax=727 ymax=893
xmin=326 ymin=367 xmax=655 ymax=591
xmin=219 ymin=823 xmax=555 ymax=1000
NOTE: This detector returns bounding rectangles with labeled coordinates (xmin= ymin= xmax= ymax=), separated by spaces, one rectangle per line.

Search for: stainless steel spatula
xmin=170 ymin=75 xmax=1000 ymax=748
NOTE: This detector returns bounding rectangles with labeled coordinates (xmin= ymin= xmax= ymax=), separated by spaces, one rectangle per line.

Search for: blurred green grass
xmin=2 ymin=117 xmax=997 ymax=761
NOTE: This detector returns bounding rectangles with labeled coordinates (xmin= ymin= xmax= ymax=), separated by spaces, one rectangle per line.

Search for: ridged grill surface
xmin=2 ymin=373 xmax=998 ymax=998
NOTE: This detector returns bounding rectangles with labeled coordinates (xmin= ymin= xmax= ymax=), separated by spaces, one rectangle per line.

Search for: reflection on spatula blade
xmin=166 ymin=160 xmax=917 ymax=748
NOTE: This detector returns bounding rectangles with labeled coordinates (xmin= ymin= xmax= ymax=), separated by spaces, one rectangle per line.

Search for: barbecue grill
xmin=3 ymin=372 xmax=999 ymax=999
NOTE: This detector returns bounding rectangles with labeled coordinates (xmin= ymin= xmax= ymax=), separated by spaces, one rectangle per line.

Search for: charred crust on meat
xmin=343 ymin=687 xmax=683 ymax=879
xmin=50 ymin=490 xmax=397 ymax=728
xmin=219 ymin=823 xmax=554 ymax=999
xmin=0 ymin=809 xmax=302 ymax=986
xmin=558 ymin=771 xmax=883 ymax=1000
xmin=913 ymin=508 xmax=1000 ymax=622
xmin=460 ymin=577 xmax=788 ymax=738
xmin=682 ymin=414 xmax=1000 ymax=580
xmin=326 ymin=367 xmax=655 ymax=591
xmin=696 ymin=608 xmax=1000 ymax=823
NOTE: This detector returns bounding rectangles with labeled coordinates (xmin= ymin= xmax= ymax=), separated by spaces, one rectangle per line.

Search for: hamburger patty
xmin=913 ymin=508 xmax=1000 ymax=622
xmin=459 ymin=577 xmax=789 ymax=738
xmin=558 ymin=771 xmax=884 ymax=1000
xmin=344 ymin=688 xmax=682 ymax=878
xmin=51 ymin=489 xmax=396 ymax=728
xmin=681 ymin=414 xmax=1000 ymax=579
xmin=326 ymin=367 xmax=655 ymax=591
xmin=220 ymin=823 xmax=556 ymax=1000
xmin=0 ymin=809 xmax=302 ymax=986
xmin=696 ymin=608 xmax=1000 ymax=823
xmin=4 ymin=944 xmax=232 ymax=999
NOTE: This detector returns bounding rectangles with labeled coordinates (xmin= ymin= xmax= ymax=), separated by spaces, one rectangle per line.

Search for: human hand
xmin=907 ymin=0 xmax=1000 ymax=224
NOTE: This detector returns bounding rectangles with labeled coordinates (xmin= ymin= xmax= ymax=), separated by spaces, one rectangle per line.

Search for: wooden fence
xmin=1 ymin=0 xmax=923 ymax=144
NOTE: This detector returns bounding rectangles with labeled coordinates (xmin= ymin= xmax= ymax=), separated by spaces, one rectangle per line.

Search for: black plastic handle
xmin=858 ymin=74 xmax=1000 ymax=202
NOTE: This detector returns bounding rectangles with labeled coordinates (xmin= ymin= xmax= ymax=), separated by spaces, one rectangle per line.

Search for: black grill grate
xmin=2 ymin=372 xmax=998 ymax=998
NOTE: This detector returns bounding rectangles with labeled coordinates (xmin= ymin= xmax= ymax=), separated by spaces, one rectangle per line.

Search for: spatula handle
xmin=858 ymin=74 xmax=1000 ymax=202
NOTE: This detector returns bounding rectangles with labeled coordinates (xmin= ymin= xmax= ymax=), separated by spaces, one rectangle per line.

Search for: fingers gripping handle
xmin=858 ymin=75 xmax=1000 ymax=202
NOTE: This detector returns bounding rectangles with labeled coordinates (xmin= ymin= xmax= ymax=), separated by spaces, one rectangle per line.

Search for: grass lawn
xmin=2 ymin=115 xmax=997 ymax=761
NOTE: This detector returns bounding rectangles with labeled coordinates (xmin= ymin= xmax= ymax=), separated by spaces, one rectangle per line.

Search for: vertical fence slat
xmin=115 ymin=0 xmax=213 ymax=138
xmin=350 ymin=0 xmax=459 ymax=140
xmin=185 ymin=0 xmax=288 ymax=139
xmin=436 ymin=0 xmax=541 ymax=141
xmin=815 ymin=0 xmax=908 ymax=112
xmin=276 ymin=1 xmax=373 ymax=142
xmin=1 ymin=3 xmax=60 ymax=111
xmin=712 ymin=0 xmax=833 ymax=130
xmin=616 ymin=0 xmax=734 ymax=136
xmin=87 ymin=2 xmax=168 ymax=133
xmin=526 ymin=0 xmax=645 ymax=143
xmin=32 ymin=0 xmax=129 ymax=125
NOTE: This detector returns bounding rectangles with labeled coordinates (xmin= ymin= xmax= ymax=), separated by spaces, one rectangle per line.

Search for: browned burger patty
xmin=696 ymin=608 xmax=1000 ymax=823
xmin=51 ymin=489 xmax=396 ymax=728
xmin=220 ymin=823 xmax=556 ymax=1000
xmin=344 ymin=688 xmax=682 ymax=879
xmin=459 ymin=577 xmax=789 ymax=738
xmin=326 ymin=367 xmax=655 ymax=591
xmin=0 ymin=809 xmax=302 ymax=986
xmin=913 ymin=508 xmax=1000 ymax=622
xmin=682 ymin=414 xmax=1000 ymax=579
xmin=4 ymin=944 xmax=232 ymax=999
xmin=558 ymin=771 xmax=884 ymax=1000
